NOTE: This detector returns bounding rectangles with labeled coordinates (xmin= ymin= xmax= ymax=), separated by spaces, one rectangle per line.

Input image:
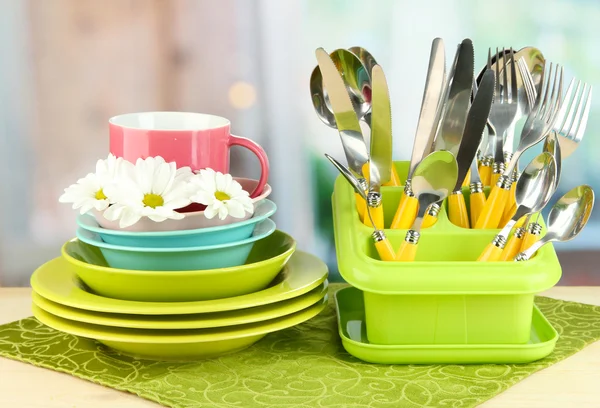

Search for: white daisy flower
xmin=189 ymin=168 xmax=254 ymax=220
xmin=58 ymin=153 xmax=123 ymax=214
xmin=103 ymin=157 xmax=194 ymax=228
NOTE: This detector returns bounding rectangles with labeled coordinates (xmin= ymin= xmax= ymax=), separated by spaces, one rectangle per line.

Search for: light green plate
xmin=335 ymin=287 xmax=558 ymax=364
xmin=63 ymin=229 xmax=295 ymax=302
xmin=31 ymin=281 xmax=328 ymax=329
xmin=32 ymin=297 xmax=327 ymax=361
xmin=31 ymin=251 xmax=328 ymax=315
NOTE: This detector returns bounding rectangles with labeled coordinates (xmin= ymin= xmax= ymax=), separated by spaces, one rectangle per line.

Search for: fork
xmin=474 ymin=61 xmax=564 ymax=229
xmin=488 ymin=48 xmax=519 ymax=188
xmin=520 ymin=76 xmax=592 ymax=250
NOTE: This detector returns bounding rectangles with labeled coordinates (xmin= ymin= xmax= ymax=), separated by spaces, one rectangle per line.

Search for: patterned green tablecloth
xmin=1 ymin=283 xmax=600 ymax=408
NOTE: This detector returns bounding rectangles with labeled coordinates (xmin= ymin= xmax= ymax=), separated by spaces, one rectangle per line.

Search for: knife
xmin=315 ymin=48 xmax=369 ymax=178
xmin=315 ymin=48 xmax=383 ymax=229
xmin=369 ymin=64 xmax=392 ymax=191
xmin=434 ymin=38 xmax=474 ymax=156
xmin=390 ymin=38 xmax=446 ymax=230
xmin=407 ymin=37 xmax=447 ymax=180
xmin=447 ymin=69 xmax=495 ymax=228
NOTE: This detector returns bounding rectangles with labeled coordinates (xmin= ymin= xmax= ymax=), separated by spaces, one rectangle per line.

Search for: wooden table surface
xmin=1 ymin=287 xmax=599 ymax=407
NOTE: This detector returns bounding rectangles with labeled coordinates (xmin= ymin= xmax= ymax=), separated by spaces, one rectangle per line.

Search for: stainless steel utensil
xmin=434 ymin=38 xmax=474 ymax=155
xmin=447 ymin=69 xmax=495 ymax=228
xmin=325 ymin=154 xmax=396 ymax=261
xmin=396 ymin=151 xmax=458 ymax=261
xmin=515 ymin=185 xmax=595 ymax=261
xmin=478 ymin=152 xmax=557 ymax=261
xmin=310 ymin=49 xmax=372 ymax=128
xmin=407 ymin=37 xmax=447 ymax=179
xmin=315 ymin=48 xmax=369 ymax=178
xmin=474 ymin=62 xmax=564 ymax=229
xmin=369 ymin=64 xmax=393 ymax=189
xmin=391 ymin=38 xmax=446 ymax=229
xmin=488 ymin=47 xmax=519 ymax=186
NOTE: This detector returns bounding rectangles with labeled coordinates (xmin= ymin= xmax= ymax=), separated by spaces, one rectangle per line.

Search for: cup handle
xmin=228 ymin=135 xmax=270 ymax=198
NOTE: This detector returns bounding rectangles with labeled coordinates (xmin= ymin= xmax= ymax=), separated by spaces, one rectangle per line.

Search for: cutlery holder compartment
xmin=332 ymin=161 xmax=562 ymax=346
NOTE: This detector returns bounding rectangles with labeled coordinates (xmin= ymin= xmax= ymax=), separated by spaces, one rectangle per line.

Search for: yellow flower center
xmin=214 ymin=191 xmax=231 ymax=201
xmin=143 ymin=193 xmax=164 ymax=208
xmin=95 ymin=189 xmax=107 ymax=200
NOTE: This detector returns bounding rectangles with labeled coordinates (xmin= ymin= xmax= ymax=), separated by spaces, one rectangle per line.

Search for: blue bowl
xmin=77 ymin=200 xmax=276 ymax=248
xmin=75 ymin=218 xmax=276 ymax=271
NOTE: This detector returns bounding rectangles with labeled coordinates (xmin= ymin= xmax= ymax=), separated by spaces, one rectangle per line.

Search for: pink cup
xmin=109 ymin=112 xmax=269 ymax=198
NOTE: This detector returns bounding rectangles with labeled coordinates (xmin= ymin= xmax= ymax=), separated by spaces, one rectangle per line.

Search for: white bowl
xmin=93 ymin=177 xmax=272 ymax=232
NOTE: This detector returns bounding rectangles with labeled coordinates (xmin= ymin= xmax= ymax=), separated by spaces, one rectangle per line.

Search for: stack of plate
xmin=31 ymin=179 xmax=328 ymax=361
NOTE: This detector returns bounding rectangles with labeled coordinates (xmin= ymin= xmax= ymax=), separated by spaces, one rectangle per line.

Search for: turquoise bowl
xmin=77 ymin=200 xmax=276 ymax=248
xmin=76 ymin=218 xmax=276 ymax=271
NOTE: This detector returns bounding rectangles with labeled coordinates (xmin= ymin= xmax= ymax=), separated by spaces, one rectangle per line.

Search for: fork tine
xmin=547 ymin=65 xmax=564 ymax=128
xmin=572 ymin=83 xmax=592 ymax=139
xmin=517 ymin=57 xmax=535 ymax=109
xmin=538 ymin=63 xmax=554 ymax=119
xmin=558 ymin=79 xmax=579 ymax=134
xmin=502 ymin=47 xmax=509 ymax=102
xmin=487 ymin=48 xmax=492 ymax=71
xmin=496 ymin=47 xmax=501 ymax=99
xmin=510 ymin=48 xmax=518 ymax=104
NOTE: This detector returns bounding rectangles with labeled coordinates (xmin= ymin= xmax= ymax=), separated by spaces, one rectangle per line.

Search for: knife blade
xmin=453 ymin=69 xmax=495 ymax=192
xmin=315 ymin=48 xmax=369 ymax=177
xmin=434 ymin=38 xmax=474 ymax=156
xmin=407 ymin=37 xmax=446 ymax=180
xmin=369 ymin=65 xmax=392 ymax=191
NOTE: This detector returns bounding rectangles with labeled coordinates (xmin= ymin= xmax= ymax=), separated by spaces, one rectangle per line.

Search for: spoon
xmin=348 ymin=46 xmax=377 ymax=124
xmin=325 ymin=154 xmax=396 ymax=261
xmin=310 ymin=49 xmax=372 ymax=128
xmin=396 ymin=151 xmax=458 ymax=261
xmin=515 ymin=185 xmax=595 ymax=261
xmin=474 ymin=62 xmax=563 ymax=229
xmin=521 ymin=78 xmax=591 ymax=250
xmin=478 ymin=152 xmax=556 ymax=261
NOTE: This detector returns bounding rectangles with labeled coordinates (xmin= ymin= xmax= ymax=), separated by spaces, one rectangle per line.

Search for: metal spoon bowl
xmin=545 ymin=185 xmax=595 ymax=242
xmin=543 ymin=132 xmax=562 ymax=185
xmin=516 ymin=185 xmax=595 ymax=260
xmin=310 ymin=49 xmax=372 ymax=128
xmin=513 ymin=152 xmax=557 ymax=217
xmin=411 ymin=150 xmax=458 ymax=209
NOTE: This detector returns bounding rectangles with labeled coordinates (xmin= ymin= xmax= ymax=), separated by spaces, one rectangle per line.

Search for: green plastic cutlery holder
xmin=332 ymin=161 xmax=562 ymax=346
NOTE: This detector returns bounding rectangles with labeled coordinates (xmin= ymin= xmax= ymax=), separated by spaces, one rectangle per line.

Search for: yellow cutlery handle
xmin=478 ymin=242 xmax=503 ymax=261
xmin=490 ymin=172 xmax=501 ymax=189
xmin=362 ymin=204 xmax=385 ymax=230
xmin=499 ymin=232 xmax=524 ymax=261
xmin=474 ymin=183 xmax=510 ymax=229
xmin=382 ymin=166 xmax=402 ymax=187
xmin=469 ymin=191 xmax=486 ymax=228
xmin=396 ymin=239 xmax=418 ymax=261
xmin=391 ymin=194 xmax=418 ymax=229
xmin=521 ymin=223 xmax=542 ymax=252
xmin=462 ymin=168 xmax=471 ymax=188
xmin=479 ymin=163 xmax=492 ymax=187
xmin=501 ymin=181 xmax=517 ymax=224
xmin=500 ymin=202 xmax=517 ymax=228
xmin=355 ymin=193 xmax=366 ymax=220
xmin=448 ymin=192 xmax=470 ymax=228
xmin=374 ymin=237 xmax=397 ymax=261
xmin=365 ymin=162 xmax=402 ymax=187
xmin=422 ymin=212 xmax=438 ymax=228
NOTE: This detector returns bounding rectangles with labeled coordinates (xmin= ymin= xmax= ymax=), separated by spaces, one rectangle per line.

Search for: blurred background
xmin=0 ymin=0 xmax=599 ymax=286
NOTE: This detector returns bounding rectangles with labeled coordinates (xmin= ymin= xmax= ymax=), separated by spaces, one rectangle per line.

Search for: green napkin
xmin=1 ymin=283 xmax=600 ymax=408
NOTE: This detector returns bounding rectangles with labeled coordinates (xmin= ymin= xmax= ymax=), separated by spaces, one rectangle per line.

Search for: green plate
xmin=31 ymin=282 xmax=328 ymax=329
xmin=63 ymin=229 xmax=295 ymax=302
xmin=31 ymin=251 xmax=328 ymax=315
xmin=335 ymin=286 xmax=558 ymax=364
xmin=32 ymin=297 xmax=327 ymax=361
